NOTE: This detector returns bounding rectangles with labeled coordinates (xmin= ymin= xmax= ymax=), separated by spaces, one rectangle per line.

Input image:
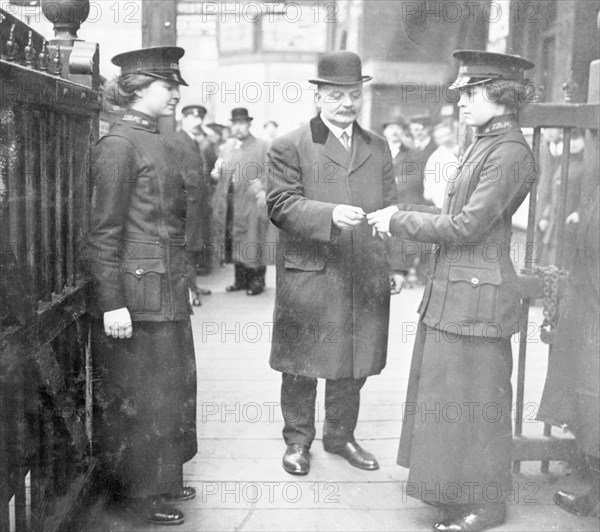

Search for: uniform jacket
xmin=171 ymin=130 xmax=211 ymax=252
xmin=390 ymin=114 xmax=537 ymax=337
xmin=87 ymin=110 xmax=191 ymax=321
xmin=266 ymin=115 xmax=399 ymax=379
xmin=211 ymin=134 xmax=271 ymax=267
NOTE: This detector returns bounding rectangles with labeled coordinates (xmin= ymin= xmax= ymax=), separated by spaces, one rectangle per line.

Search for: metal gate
xmin=0 ymin=2 xmax=99 ymax=530
xmin=513 ymin=66 xmax=600 ymax=470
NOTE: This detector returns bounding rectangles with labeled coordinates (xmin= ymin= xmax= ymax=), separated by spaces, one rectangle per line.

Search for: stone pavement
xmin=76 ymin=265 xmax=599 ymax=532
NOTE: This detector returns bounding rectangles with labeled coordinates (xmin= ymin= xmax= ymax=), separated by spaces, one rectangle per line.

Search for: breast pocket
xmin=446 ymin=266 xmax=502 ymax=324
xmin=121 ymin=258 xmax=166 ymax=314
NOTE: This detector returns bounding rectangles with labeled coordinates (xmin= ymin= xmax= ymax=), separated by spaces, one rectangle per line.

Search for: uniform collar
xmin=476 ymin=114 xmax=519 ymax=137
xmin=121 ymin=110 xmax=159 ymax=132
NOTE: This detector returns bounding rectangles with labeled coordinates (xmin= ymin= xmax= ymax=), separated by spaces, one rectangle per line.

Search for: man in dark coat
xmin=382 ymin=116 xmax=426 ymax=284
xmin=538 ymin=183 xmax=600 ymax=517
xmin=212 ymin=108 xmax=270 ymax=295
xmin=173 ymin=104 xmax=212 ymax=304
xmin=266 ymin=51 xmax=404 ymax=476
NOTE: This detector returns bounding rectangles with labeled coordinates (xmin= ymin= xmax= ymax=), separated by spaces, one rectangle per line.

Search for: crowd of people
xmin=85 ymin=45 xmax=599 ymax=531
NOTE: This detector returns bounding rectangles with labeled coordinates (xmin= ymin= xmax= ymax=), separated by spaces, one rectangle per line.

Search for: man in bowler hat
xmin=212 ymin=108 xmax=270 ymax=295
xmin=266 ymin=51 xmax=405 ymax=475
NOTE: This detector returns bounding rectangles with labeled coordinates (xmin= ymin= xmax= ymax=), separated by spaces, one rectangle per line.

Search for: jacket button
xmin=471 ymin=277 xmax=479 ymax=285
xmin=135 ymin=268 xmax=144 ymax=275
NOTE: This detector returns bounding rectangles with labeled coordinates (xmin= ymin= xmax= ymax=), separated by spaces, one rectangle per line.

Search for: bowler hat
xmin=309 ymin=51 xmax=372 ymax=85
xmin=408 ymin=114 xmax=433 ymax=127
xmin=182 ymin=105 xmax=207 ymax=118
xmin=112 ymin=46 xmax=188 ymax=86
xmin=449 ymin=49 xmax=535 ymax=90
xmin=206 ymin=123 xmax=226 ymax=135
xmin=382 ymin=117 xmax=408 ymax=130
xmin=230 ymin=108 xmax=253 ymax=122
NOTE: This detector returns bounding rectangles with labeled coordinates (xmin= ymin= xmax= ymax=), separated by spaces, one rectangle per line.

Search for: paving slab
xmin=74 ymin=264 xmax=599 ymax=532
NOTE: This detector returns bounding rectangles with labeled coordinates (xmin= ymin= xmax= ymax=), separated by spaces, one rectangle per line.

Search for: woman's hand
xmin=367 ymin=206 xmax=399 ymax=238
xmin=104 ymin=307 xmax=133 ymax=339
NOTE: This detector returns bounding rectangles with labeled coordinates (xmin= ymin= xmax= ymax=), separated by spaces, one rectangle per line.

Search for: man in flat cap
xmin=172 ymin=105 xmax=213 ymax=304
xmin=212 ymin=108 xmax=270 ymax=295
xmin=266 ymin=51 xmax=405 ymax=475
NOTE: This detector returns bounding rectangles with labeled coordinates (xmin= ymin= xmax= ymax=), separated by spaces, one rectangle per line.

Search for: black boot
xmin=554 ymin=455 xmax=600 ymax=517
xmin=226 ymin=264 xmax=247 ymax=291
xmin=246 ymin=266 xmax=265 ymax=295
xmin=433 ymin=503 xmax=507 ymax=532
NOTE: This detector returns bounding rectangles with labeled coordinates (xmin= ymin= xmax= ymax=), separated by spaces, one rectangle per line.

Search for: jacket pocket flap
xmin=448 ymin=266 xmax=501 ymax=286
xmin=284 ymin=257 xmax=325 ymax=271
xmin=121 ymin=258 xmax=166 ymax=278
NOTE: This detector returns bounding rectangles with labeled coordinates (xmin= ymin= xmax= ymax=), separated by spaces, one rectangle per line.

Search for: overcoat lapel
xmin=348 ymin=129 xmax=371 ymax=175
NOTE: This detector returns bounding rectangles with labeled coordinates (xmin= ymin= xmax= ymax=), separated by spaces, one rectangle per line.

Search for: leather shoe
xmin=433 ymin=504 xmax=506 ymax=532
xmin=246 ymin=285 xmax=264 ymax=296
xmin=130 ymin=498 xmax=185 ymax=526
xmin=282 ymin=444 xmax=310 ymax=475
xmin=163 ymin=486 xmax=196 ymax=502
xmin=225 ymin=283 xmax=245 ymax=292
xmin=554 ymin=489 xmax=599 ymax=517
xmin=324 ymin=441 xmax=379 ymax=470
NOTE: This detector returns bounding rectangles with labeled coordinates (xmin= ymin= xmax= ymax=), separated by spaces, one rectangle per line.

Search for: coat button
xmin=471 ymin=277 xmax=479 ymax=285
xmin=135 ymin=268 xmax=144 ymax=276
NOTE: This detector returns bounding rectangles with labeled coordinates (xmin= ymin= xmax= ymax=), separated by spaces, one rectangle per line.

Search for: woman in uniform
xmin=86 ymin=47 xmax=197 ymax=526
xmin=368 ymin=50 xmax=537 ymax=532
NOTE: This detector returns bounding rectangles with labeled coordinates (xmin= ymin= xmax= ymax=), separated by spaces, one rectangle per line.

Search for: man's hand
xmin=332 ymin=204 xmax=366 ymax=230
xmin=390 ymin=273 xmax=405 ymax=295
xmin=256 ymin=189 xmax=267 ymax=210
xmin=104 ymin=307 xmax=133 ymax=339
xmin=367 ymin=206 xmax=399 ymax=238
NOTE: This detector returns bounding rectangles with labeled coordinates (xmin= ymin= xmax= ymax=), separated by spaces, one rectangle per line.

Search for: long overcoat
xmin=172 ymin=130 xmax=212 ymax=253
xmin=266 ymin=115 xmax=400 ymax=380
xmin=212 ymin=134 xmax=271 ymax=268
xmin=86 ymin=110 xmax=197 ymax=499
xmin=394 ymin=141 xmax=437 ymax=205
xmin=392 ymin=114 xmax=537 ymax=505
xmin=538 ymin=186 xmax=600 ymax=458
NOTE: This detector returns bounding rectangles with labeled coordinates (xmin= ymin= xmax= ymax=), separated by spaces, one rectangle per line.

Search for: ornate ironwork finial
xmin=562 ymin=71 xmax=579 ymax=102
xmin=42 ymin=0 xmax=90 ymax=41
xmin=37 ymin=41 xmax=50 ymax=72
xmin=50 ymin=44 xmax=63 ymax=76
xmin=24 ymin=31 xmax=36 ymax=68
xmin=6 ymin=23 xmax=18 ymax=63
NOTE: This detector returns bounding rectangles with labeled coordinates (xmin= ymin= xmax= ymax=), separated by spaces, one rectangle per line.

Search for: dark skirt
xmin=398 ymin=323 xmax=513 ymax=505
xmin=92 ymin=319 xmax=197 ymax=500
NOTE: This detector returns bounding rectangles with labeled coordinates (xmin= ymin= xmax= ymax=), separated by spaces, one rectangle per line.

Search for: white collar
xmin=320 ymin=114 xmax=354 ymax=141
